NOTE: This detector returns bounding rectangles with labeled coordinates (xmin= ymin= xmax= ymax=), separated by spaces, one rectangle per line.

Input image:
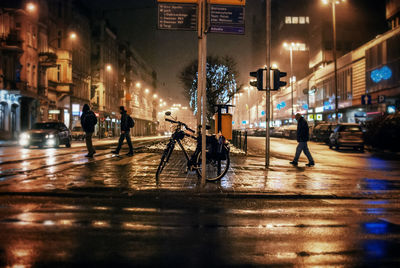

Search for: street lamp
xmin=283 ymin=42 xmax=300 ymax=118
xmin=26 ymin=2 xmax=36 ymax=12
xmin=322 ymin=0 xmax=345 ymax=122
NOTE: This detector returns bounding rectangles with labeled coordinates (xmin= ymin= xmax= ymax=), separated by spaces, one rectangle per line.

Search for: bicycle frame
xmin=156 ymin=113 xmax=230 ymax=181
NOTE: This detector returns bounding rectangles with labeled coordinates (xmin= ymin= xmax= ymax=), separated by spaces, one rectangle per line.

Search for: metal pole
xmin=290 ymin=47 xmax=294 ymax=117
xmin=265 ymin=0 xmax=271 ymax=168
xmin=332 ymin=1 xmax=339 ymax=123
xmin=197 ymin=0 xmax=207 ymax=184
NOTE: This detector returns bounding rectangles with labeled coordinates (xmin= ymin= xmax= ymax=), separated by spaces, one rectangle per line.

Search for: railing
xmin=231 ymin=130 xmax=247 ymax=154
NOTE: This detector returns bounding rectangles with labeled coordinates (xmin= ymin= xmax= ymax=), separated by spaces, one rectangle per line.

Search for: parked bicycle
xmin=156 ymin=112 xmax=230 ymax=182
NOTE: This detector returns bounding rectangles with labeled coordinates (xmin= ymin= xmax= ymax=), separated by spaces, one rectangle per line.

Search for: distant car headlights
xmin=19 ymin=133 xmax=30 ymax=146
xmin=45 ymin=134 xmax=55 ymax=139
xmin=46 ymin=138 xmax=56 ymax=146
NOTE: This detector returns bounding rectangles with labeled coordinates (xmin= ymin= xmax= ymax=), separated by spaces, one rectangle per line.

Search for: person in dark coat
xmin=290 ymin=113 xmax=315 ymax=166
xmin=81 ymin=104 xmax=97 ymax=157
xmin=111 ymin=106 xmax=134 ymax=156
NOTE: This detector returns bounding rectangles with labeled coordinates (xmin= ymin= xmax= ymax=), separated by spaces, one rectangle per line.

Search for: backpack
xmin=127 ymin=115 xmax=135 ymax=128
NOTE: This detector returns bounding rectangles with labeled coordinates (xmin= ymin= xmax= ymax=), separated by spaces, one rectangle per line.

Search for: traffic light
xmin=272 ymin=69 xmax=287 ymax=90
xmin=249 ymin=69 xmax=263 ymax=90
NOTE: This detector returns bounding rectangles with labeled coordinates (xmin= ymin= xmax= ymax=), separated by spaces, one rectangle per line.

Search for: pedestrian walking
xmin=81 ymin=104 xmax=97 ymax=157
xmin=290 ymin=113 xmax=315 ymax=167
xmin=111 ymin=106 xmax=134 ymax=156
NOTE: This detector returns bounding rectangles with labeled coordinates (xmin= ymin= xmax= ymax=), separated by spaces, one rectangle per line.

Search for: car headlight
xmin=19 ymin=133 xmax=30 ymax=146
xmin=20 ymin=133 xmax=30 ymax=139
xmin=46 ymin=134 xmax=55 ymax=139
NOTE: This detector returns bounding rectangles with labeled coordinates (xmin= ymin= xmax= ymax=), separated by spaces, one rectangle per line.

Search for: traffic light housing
xmin=249 ymin=69 xmax=263 ymax=90
xmin=272 ymin=69 xmax=287 ymax=90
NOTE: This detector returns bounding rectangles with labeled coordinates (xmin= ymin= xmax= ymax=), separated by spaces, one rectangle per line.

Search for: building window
xmin=0 ymin=103 xmax=6 ymax=130
xmin=285 ymin=16 xmax=310 ymax=24
xmin=27 ymin=63 xmax=31 ymax=86
xmin=57 ymin=65 xmax=61 ymax=82
xmin=57 ymin=31 xmax=62 ymax=48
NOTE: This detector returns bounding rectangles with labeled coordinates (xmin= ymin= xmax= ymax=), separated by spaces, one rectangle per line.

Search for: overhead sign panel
xmin=158 ymin=3 xmax=197 ymax=31
xmin=209 ymin=0 xmax=245 ymax=5
xmin=209 ymin=5 xmax=245 ymax=34
xmin=158 ymin=0 xmax=197 ymax=3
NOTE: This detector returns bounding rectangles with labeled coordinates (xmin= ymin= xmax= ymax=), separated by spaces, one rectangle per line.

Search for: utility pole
xmin=265 ymin=0 xmax=271 ymax=168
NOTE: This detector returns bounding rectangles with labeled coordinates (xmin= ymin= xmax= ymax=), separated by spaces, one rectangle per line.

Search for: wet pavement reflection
xmin=1 ymin=197 xmax=400 ymax=266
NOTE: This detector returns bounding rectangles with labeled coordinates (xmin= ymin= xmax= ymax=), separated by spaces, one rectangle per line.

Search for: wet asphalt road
xmin=0 ymin=137 xmax=399 ymax=266
xmin=1 ymin=195 xmax=400 ymax=267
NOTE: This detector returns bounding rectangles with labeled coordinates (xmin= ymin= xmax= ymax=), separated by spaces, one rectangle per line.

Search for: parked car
xmin=329 ymin=123 xmax=364 ymax=151
xmin=271 ymin=126 xmax=284 ymax=137
xmin=71 ymin=125 xmax=85 ymax=140
xmin=282 ymin=125 xmax=297 ymax=139
xmin=19 ymin=122 xmax=72 ymax=148
xmin=312 ymin=123 xmax=337 ymax=143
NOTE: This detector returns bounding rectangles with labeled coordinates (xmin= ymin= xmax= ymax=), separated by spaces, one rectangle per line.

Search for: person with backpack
xmin=111 ymin=106 xmax=134 ymax=156
xmin=81 ymin=104 xmax=97 ymax=157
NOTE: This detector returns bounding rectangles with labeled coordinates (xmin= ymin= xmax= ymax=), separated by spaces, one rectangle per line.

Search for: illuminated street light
xmin=69 ymin=32 xmax=77 ymax=40
xmin=106 ymin=64 xmax=112 ymax=72
xmin=26 ymin=2 xmax=36 ymax=12
xmin=153 ymin=94 xmax=158 ymax=99
xmin=136 ymin=82 xmax=141 ymax=88
xmin=144 ymin=88 xmax=149 ymax=94
xmin=322 ymin=0 xmax=346 ymax=122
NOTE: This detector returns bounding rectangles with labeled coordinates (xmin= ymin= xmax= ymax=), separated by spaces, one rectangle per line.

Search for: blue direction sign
xmin=361 ymin=94 xmax=372 ymax=105
xmin=209 ymin=5 xmax=245 ymax=34
xmin=158 ymin=3 xmax=197 ymax=31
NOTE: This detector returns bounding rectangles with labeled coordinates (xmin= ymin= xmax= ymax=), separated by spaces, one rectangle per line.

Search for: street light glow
xmin=136 ymin=82 xmax=141 ymax=88
xmin=145 ymin=88 xmax=149 ymax=94
xmin=106 ymin=64 xmax=112 ymax=71
xmin=69 ymin=32 xmax=77 ymax=40
xmin=26 ymin=3 xmax=36 ymax=12
xmin=153 ymin=94 xmax=158 ymax=99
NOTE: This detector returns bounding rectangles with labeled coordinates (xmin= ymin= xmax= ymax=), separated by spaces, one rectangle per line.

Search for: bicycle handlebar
xmin=165 ymin=118 xmax=195 ymax=133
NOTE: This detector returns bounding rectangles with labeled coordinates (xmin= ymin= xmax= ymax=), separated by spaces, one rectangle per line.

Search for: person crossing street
xmin=111 ymin=106 xmax=134 ymax=156
xmin=81 ymin=104 xmax=97 ymax=157
xmin=290 ymin=113 xmax=315 ymax=167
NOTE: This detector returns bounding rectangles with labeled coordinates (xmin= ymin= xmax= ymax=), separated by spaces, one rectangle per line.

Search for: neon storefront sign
xmin=371 ymin=66 xmax=392 ymax=83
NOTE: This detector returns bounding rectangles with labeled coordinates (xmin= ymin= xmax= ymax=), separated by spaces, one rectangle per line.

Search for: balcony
xmin=39 ymin=52 xmax=58 ymax=68
xmin=0 ymin=30 xmax=23 ymax=53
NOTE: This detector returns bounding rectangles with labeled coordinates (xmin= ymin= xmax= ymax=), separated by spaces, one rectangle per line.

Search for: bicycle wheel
xmin=196 ymin=147 xmax=230 ymax=181
xmin=156 ymin=146 xmax=173 ymax=181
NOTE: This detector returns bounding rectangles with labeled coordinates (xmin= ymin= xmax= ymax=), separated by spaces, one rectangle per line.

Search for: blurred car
xmin=19 ymin=122 xmax=72 ymax=148
xmin=271 ymin=126 xmax=285 ymax=137
xmin=312 ymin=123 xmax=337 ymax=143
xmin=71 ymin=125 xmax=85 ymax=140
xmin=329 ymin=123 xmax=364 ymax=151
xmin=282 ymin=125 xmax=297 ymax=139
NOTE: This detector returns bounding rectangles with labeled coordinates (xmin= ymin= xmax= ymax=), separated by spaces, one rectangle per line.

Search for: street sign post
xmin=361 ymin=94 xmax=371 ymax=105
xmin=209 ymin=5 xmax=245 ymax=34
xmin=158 ymin=3 xmax=197 ymax=30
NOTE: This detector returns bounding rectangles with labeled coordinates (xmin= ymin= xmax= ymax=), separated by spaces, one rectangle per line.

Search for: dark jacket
xmin=120 ymin=111 xmax=130 ymax=132
xmin=81 ymin=110 xmax=97 ymax=133
xmin=297 ymin=116 xmax=309 ymax=142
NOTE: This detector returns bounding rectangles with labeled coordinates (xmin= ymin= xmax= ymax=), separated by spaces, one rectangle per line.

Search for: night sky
xmin=86 ymin=0 xmax=387 ymax=106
